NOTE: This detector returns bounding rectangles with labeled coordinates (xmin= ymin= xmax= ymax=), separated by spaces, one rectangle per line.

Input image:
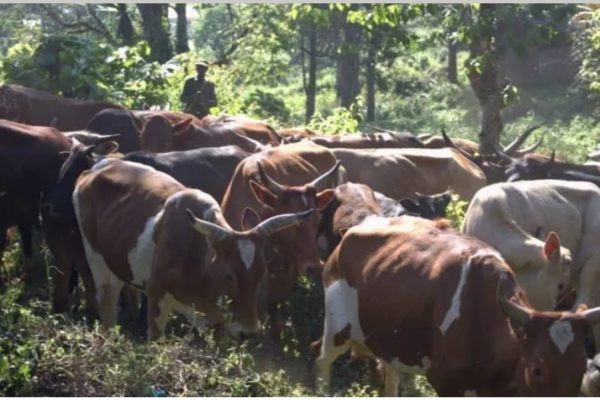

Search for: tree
xmin=136 ymin=4 xmax=172 ymax=63
xmin=174 ymin=4 xmax=189 ymax=54
xmin=115 ymin=4 xmax=135 ymax=45
xmin=335 ymin=5 xmax=363 ymax=108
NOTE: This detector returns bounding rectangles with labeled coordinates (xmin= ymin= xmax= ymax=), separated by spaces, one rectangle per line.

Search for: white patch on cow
xmin=390 ymin=356 xmax=431 ymax=375
xmin=324 ymin=279 xmax=365 ymax=345
xmin=439 ymin=260 xmax=471 ymax=335
xmin=549 ymin=320 xmax=574 ymax=354
xmin=237 ymin=239 xmax=255 ymax=270
xmin=127 ymin=210 xmax=164 ymax=287
xmin=73 ymin=187 xmax=123 ymax=325
xmin=465 ymin=390 xmax=477 ymax=397
xmin=359 ymin=215 xmax=390 ymax=229
xmin=91 ymin=157 xmax=115 ymax=171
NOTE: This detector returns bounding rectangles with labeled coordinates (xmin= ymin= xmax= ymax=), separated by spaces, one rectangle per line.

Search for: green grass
xmin=0 ymin=235 xmax=436 ymax=397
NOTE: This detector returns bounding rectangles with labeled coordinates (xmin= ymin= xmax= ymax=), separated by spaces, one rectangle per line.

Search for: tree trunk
xmin=136 ymin=4 xmax=173 ymax=63
xmin=337 ymin=16 xmax=362 ymax=108
xmin=174 ymin=4 xmax=189 ymax=54
xmin=116 ymin=4 xmax=135 ymax=45
xmin=448 ymin=39 xmax=458 ymax=84
xmin=306 ymin=21 xmax=317 ymax=123
xmin=468 ymin=4 xmax=503 ymax=155
xmin=366 ymin=31 xmax=377 ymax=122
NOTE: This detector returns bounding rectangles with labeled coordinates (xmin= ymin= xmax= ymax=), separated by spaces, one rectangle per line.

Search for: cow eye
xmin=532 ymin=367 xmax=543 ymax=380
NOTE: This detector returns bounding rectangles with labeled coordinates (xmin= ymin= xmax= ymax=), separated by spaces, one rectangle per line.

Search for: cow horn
xmin=256 ymin=163 xmax=285 ymax=196
xmin=442 ymin=129 xmax=475 ymax=161
xmin=255 ymin=208 xmax=314 ymax=238
xmin=503 ymin=126 xmax=541 ymax=156
xmin=84 ymin=134 xmax=121 ymax=155
xmin=310 ymin=160 xmax=342 ymax=192
xmin=498 ymin=292 xmax=532 ymax=325
xmin=187 ymin=209 xmax=232 ymax=242
xmin=582 ymin=307 xmax=600 ymax=326
xmin=493 ymin=144 xmax=516 ymax=164
xmin=417 ymin=133 xmax=433 ymax=141
xmin=514 ymin=133 xmax=544 ymax=155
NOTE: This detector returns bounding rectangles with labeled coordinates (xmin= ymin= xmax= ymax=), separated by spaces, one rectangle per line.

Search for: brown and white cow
xmin=221 ymin=141 xmax=344 ymax=339
xmin=462 ymin=180 xmax=600 ymax=349
xmin=314 ymin=216 xmax=600 ymax=396
xmin=331 ymin=147 xmax=486 ymax=201
xmin=73 ymin=158 xmax=312 ymax=340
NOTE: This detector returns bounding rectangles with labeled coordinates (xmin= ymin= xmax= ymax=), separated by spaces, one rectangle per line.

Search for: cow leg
xmin=147 ymin=291 xmax=174 ymax=341
xmin=173 ymin=300 xmax=210 ymax=330
xmin=381 ymin=362 xmax=401 ymax=397
xmin=17 ymin=223 xmax=34 ymax=281
xmin=267 ymin=302 xmax=282 ymax=343
xmin=120 ymin=286 xmax=140 ymax=315
xmin=97 ymin=280 xmax=124 ymax=330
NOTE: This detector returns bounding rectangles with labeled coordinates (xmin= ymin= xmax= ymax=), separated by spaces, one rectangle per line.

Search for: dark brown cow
xmin=221 ymin=141 xmax=343 ymax=339
xmin=0 ymin=120 xmax=80 ymax=308
xmin=73 ymin=159 xmax=312 ymax=340
xmin=331 ymin=147 xmax=486 ymax=201
xmin=314 ymin=216 xmax=600 ymax=396
xmin=0 ymin=83 xmax=122 ymax=131
xmin=305 ymin=131 xmax=424 ymax=149
xmin=316 ymin=183 xmax=451 ymax=259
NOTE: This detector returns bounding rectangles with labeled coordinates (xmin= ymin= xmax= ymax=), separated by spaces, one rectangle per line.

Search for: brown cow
xmin=0 ymin=120 xmax=79 ymax=307
xmin=0 ymin=83 xmax=122 ymax=131
xmin=306 ymin=131 xmax=424 ymax=149
xmin=139 ymin=114 xmax=280 ymax=153
xmin=331 ymin=147 xmax=486 ymax=201
xmin=314 ymin=216 xmax=600 ymax=396
xmin=221 ymin=141 xmax=343 ymax=339
xmin=73 ymin=158 xmax=312 ymax=340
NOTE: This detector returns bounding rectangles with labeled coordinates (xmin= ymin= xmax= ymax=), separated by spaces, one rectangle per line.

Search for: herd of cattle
xmin=4 ymin=83 xmax=600 ymax=396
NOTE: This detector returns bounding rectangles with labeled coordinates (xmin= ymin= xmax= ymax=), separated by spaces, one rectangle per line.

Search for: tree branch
xmin=37 ymin=4 xmax=114 ymax=43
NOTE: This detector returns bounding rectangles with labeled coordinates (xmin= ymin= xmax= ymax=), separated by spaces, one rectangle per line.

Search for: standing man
xmin=180 ymin=61 xmax=218 ymax=119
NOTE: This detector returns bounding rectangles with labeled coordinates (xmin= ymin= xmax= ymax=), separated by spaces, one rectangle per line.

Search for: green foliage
xmin=1 ymin=36 xmax=172 ymax=109
xmin=307 ymin=98 xmax=364 ymax=134
xmin=446 ymin=193 xmax=469 ymax=229
xmin=243 ymin=89 xmax=291 ymax=124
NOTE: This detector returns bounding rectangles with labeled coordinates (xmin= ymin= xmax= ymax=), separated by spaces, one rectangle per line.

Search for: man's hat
xmin=195 ymin=61 xmax=209 ymax=69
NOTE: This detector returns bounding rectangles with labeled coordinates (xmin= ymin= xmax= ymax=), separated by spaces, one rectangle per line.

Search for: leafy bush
xmin=307 ymin=98 xmax=364 ymax=134
xmin=243 ymin=89 xmax=291 ymax=124
xmin=1 ymin=35 xmax=173 ymax=109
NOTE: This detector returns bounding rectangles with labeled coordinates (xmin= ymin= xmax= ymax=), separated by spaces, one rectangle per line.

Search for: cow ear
xmin=316 ymin=189 xmax=335 ymax=211
xmin=250 ymin=180 xmax=277 ymax=207
xmin=399 ymin=198 xmax=420 ymax=213
xmin=242 ymin=207 xmax=261 ymax=231
xmin=543 ymin=231 xmax=561 ymax=261
xmin=173 ymin=118 xmax=193 ymax=136
xmin=59 ymin=151 xmax=70 ymax=162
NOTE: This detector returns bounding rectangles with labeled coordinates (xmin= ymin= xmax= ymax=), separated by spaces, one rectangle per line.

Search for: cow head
xmin=504 ymin=150 xmax=556 ymax=182
xmin=249 ymin=161 xmax=340 ymax=274
xmin=187 ymin=207 xmax=313 ymax=340
xmin=140 ymin=115 xmax=193 ymax=153
xmin=45 ymin=135 xmax=120 ymax=221
xmin=399 ymin=191 xmax=452 ymax=220
xmin=499 ymin=292 xmax=600 ymax=396
xmin=510 ymin=230 xmax=572 ymax=311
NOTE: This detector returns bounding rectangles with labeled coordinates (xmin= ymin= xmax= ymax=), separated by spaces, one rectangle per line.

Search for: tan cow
xmin=314 ymin=216 xmax=600 ymax=396
xmin=462 ymin=180 xmax=600 ymax=347
xmin=73 ymin=158 xmax=312 ymax=340
xmin=331 ymin=147 xmax=486 ymax=201
xmin=221 ymin=141 xmax=344 ymax=339
xmin=307 ymin=131 xmax=423 ymax=149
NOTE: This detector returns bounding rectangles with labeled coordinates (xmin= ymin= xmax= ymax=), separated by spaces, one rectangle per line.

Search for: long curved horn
xmin=493 ymin=144 xmax=516 ymax=164
xmin=442 ymin=129 xmax=476 ymax=161
xmin=503 ymin=126 xmax=541 ymax=155
xmin=255 ymin=208 xmax=314 ymax=238
xmin=498 ymin=291 xmax=532 ymax=325
xmin=84 ymin=134 xmax=122 ymax=156
xmin=187 ymin=209 xmax=232 ymax=242
xmin=310 ymin=160 xmax=342 ymax=192
xmin=582 ymin=307 xmax=600 ymax=326
xmin=513 ymin=133 xmax=544 ymax=156
xmin=256 ymin=162 xmax=285 ymax=196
